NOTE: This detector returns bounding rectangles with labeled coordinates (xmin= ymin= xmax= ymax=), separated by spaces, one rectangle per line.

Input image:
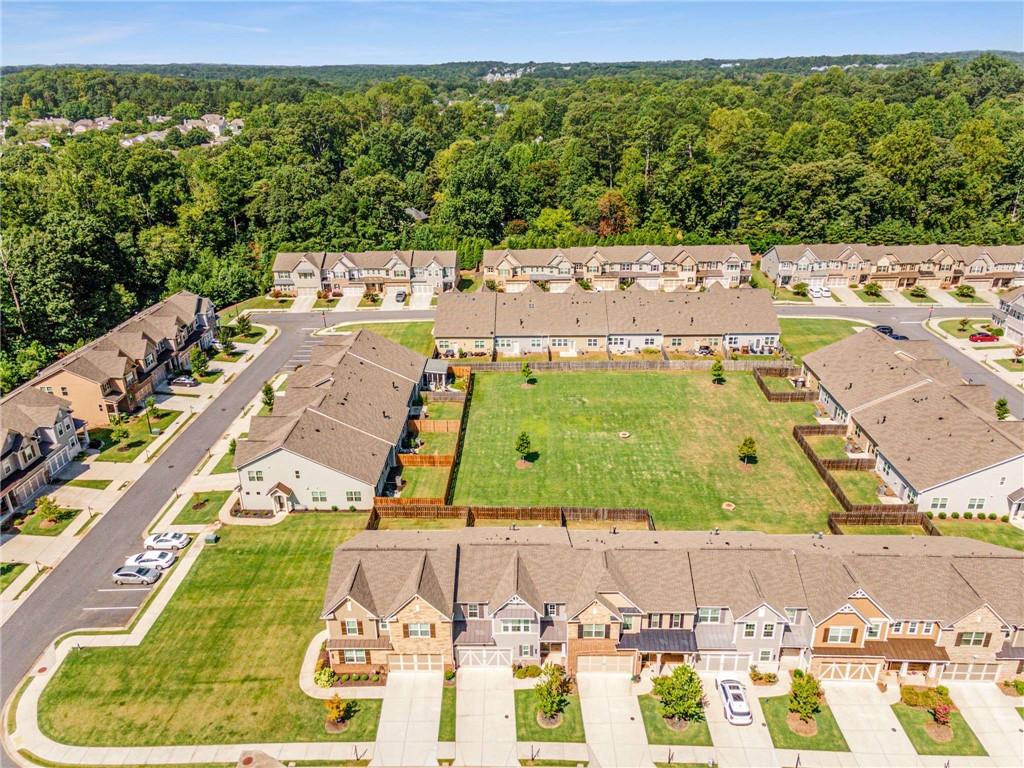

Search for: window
xmin=826 ymin=627 xmax=854 ymax=644
xmin=465 ymin=604 xmax=479 ymax=618
xmin=544 ymin=603 xmax=558 ymax=617
xmin=587 ymin=338 xmax=599 ymax=348
xmin=649 ymin=613 xmax=662 ymax=629
xmin=582 ymin=624 xmax=606 ymax=638
xmin=785 ymin=608 xmax=799 ymax=623
xmin=474 ymin=340 xmax=486 ymax=350
xmin=643 ymin=337 xmax=656 ymax=347
xmin=697 ymin=608 xmax=722 ymax=624
xmin=551 ymin=338 xmax=569 ymax=348
xmin=967 ymin=498 xmax=985 ymax=511
xmin=622 ymin=615 xmax=636 ymax=631
xmin=342 ymin=649 xmax=366 ymax=664
xmin=345 ymin=491 xmax=362 ymax=503
xmin=343 ymin=619 xmax=359 ymax=635
xmin=501 ymin=619 xmax=531 ymax=633
xmin=518 ymin=644 xmax=533 ymax=657
xmin=930 ymin=498 xmax=948 ymax=511
xmin=906 ymin=621 xmax=918 ymax=635
xmin=892 ymin=622 xmax=903 ymax=634
xmin=743 ymin=623 xmax=756 ymax=639
xmin=40 ymin=386 xmax=53 ymax=394
xmin=956 ymin=631 xmax=987 ymax=647
xmin=866 ymin=621 xmax=883 ymax=640
xmin=762 ymin=623 xmax=775 ymax=639
xmin=670 ymin=613 xmax=682 ymax=629
xmin=247 ymin=470 xmax=263 ymax=482
xmin=671 ymin=337 xmax=682 ymax=347
xmin=379 ymin=619 xmax=389 ymax=633
xmin=408 ymin=623 xmax=431 ymax=638
xmin=759 ymin=649 xmax=773 ymax=663
xmin=921 ymin=622 xmax=934 ymax=635
xmin=725 ymin=336 xmax=739 ymax=347
xmin=60 ymin=387 xmax=68 ymax=396
xmin=438 ymin=340 xmax=450 ymax=350
xmin=311 ymin=491 xmax=327 ymax=503
xmin=609 ymin=336 xmax=625 ymax=346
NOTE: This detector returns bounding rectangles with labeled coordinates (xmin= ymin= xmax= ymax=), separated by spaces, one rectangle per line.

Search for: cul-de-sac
xmin=2 ymin=9 xmax=1024 ymax=768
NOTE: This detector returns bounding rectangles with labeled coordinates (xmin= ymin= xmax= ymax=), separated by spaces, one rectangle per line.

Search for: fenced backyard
xmin=828 ymin=511 xmax=940 ymax=536
xmin=752 ymin=366 xmax=817 ymax=403
xmin=368 ymin=500 xmax=653 ymax=530
xmin=451 ymin=358 xmax=794 ymax=374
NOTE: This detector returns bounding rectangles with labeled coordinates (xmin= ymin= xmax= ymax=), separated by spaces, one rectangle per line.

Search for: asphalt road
xmin=0 ymin=310 xmax=429 ymax=767
xmin=0 ymin=304 xmax=1014 ymax=766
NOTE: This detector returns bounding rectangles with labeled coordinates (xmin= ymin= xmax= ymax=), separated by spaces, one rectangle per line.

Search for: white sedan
xmin=144 ymin=531 xmax=191 ymax=551
xmin=716 ymin=676 xmax=753 ymax=725
xmin=125 ymin=550 xmax=177 ymax=570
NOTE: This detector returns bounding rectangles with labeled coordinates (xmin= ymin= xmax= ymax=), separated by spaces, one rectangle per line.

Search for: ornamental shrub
xmin=652 ymin=664 xmax=706 ymax=722
xmin=314 ymin=667 xmax=338 ymax=688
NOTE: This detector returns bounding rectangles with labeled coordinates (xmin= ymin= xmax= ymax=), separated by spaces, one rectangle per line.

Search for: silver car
xmin=716 ymin=676 xmax=753 ymax=725
xmin=125 ymin=551 xmax=177 ymax=570
xmin=144 ymin=531 xmax=191 ymax=551
xmin=112 ymin=565 xmax=160 ymax=585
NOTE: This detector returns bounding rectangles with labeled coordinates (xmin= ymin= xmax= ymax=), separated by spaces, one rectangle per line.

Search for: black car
xmin=874 ymin=325 xmax=894 ymax=336
xmin=888 ymin=333 xmax=909 ymax=341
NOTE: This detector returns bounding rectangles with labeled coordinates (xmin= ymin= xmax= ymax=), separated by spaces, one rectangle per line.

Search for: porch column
xmin=656 ymin=653 xmax=662 ymax=674
xmin=927 ymin=662 xmax=937 ymax=678
xmin=900 ymin=661 xmax=909 ymax=676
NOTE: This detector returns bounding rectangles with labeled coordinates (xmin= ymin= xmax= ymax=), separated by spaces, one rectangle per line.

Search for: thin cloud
xmin=22 ymin=23 xmax=146 ymax=51
xmin=181 ymin=20 xmax=269 ymax=34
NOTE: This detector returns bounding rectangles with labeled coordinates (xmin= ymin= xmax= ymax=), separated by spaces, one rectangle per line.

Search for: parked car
xmin=874 ymin=325 xmax=895 ymax=336
xmin=716 ymin=676 xmax=753 ymax=725
xmin=170 ymin=375 xmax=198 ymax=387
xmin=111 ymin=565 xmax=161 ymax=585
xmin=821 ymin=286 xmax=832 ymax=296
xmin=125 ymin=551 xmax=177 ymax=570
xmin=809 ymin=287 xmax=823 ymax=298
xmin=888 ymin=333 xmax=910 ymax=341
xmin=394 ymin=290 xmax=407 ymax=303
xmin=969 ymin=333 xmax=999 ymax=343
xmin=144 ymin=532 xmax=191 ymax=551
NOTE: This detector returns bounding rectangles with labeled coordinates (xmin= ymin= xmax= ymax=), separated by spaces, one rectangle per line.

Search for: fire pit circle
xmin=619 ymin=431 xmax=631 ymax=439
xmin=721 ymin=502 xmax=736 ymax=511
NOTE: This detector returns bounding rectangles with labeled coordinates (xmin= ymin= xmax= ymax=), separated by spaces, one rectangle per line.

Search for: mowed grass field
xmin=452 ymin=371 xmax=840 ymax=532
xmin=779 ymin=318 xmax=868 ymax=364
xmin=38 ymin=514 xmax=379 ymax=746
xmin=336 ymin=321 xmax=436 ymax=356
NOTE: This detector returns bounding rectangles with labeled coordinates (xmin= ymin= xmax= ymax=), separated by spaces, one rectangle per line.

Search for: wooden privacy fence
xmin=396 ymin=453 xmax=454 ymax=468
xmin=368 ymin=501 xmax=653 ymax=529
xmin=407 ymin=418 xmax=461 ymax=433
xmin=829 ymin=511 xmax=940 ymax=536
xmin=443 ymin=374 xmax=475 ymax=504
xmin=752 ymin=366 xmax=818 ymax=403
xmin=793 ymin=424 xmax=919 ymax=516
xmin=451 ymin=358 xmax=789 ymax=373
xmin=424 ymin=390 xmax=466 ymax=402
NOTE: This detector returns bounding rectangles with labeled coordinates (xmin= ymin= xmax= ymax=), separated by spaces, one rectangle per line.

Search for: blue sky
xmin=3 ymin=2 xmax=1021 ymax=66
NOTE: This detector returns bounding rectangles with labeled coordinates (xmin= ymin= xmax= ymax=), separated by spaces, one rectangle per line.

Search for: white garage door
xmin=388 ymin=654 xmax=443 ymax=671
xmin=941 ymin=663 xmax=1000 ymax=682
xmin=457 ymin=648 xmax=512 ymax=667
xmin=693 ymin=653 xmax=750 ymax=672
xmin=413 ymin=283 xmax=433 ymax=294
xmin=576 ymin=655 xmax=634 ymax=674
xmin=343 ymin=285 xmax=364 ymax=297
xmin=812 ymin=659 xmax=881 ymax=681
xmin=297 ymin=286 xmax=318 ymax=296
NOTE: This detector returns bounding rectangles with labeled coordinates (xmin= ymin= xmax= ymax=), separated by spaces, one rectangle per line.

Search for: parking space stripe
xmin=83 ymin=606 xmax=140 ymax=611
xmin=96 ymin=587 xmax=152 ymax=592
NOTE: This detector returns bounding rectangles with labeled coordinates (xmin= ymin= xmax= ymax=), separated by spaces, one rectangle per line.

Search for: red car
xmin=969 ymin=333 xmax=999 ymax=343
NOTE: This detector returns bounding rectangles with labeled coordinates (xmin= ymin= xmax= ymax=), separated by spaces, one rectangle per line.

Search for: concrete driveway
xmin=380 ymin=288 xmax=405 ymax=310
xmin=373 ymin=670 xmax=443 ymax=766
xmin=291 ymin=294 xmax=316 ymax=312
xmin=335 ymin=292 xmax=362 ymax=311
xmin=822 ymin=681 xmax=920 ymax=767
xmin=700 ymin=673 xmax=777 ymax=768
xmin=577 ymin=672 xmax=654 ymax=767
xmin=410 ymin=292 xmax=433 ymax=309
xmin=948 ymin=682 xmax=1024 ymax=767
xmin=454 ymin=667 xmax=517 ymax=766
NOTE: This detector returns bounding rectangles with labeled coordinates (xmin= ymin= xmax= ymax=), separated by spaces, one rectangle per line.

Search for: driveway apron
xmin=577 ymin=672 xmax=654 ymax=768
xmin=454 ymin=667 xmax=517 ymax=767
xmin=948 ymin=682 xmax=1024 ymax=766
xmin=373 ymin=670 xmax=443 ymax=766
xmin=701 ymin=673 xmax=778 ymax=768
xmin=822 ymin=682 xmax=922 ymax=767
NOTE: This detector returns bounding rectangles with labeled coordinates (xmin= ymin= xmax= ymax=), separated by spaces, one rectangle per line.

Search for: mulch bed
xmin=231 ymin=509 xmax=274 ymax=518
xmin=536 ymin=712 xmax=563 ymax=729
xmin=664 ymin=717 xmax=691 ymax=733
xmin=324 ymin=719 xmax=350 ymax=734
xmin=786 ymin=712 xmax=818 ymax=737
xmin=924 ymin=721 xmax=953 ymax=743
xmin=515 ymin=460 xmax=532 ymax=470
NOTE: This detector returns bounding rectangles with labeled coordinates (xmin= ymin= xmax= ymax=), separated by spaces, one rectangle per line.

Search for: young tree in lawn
xmin=958 ymin=317 xmax=970 ymax=333
xmin=791 ymin=282 xmax=809 ymax=297
xmin=108 ymin=413 xmax=130 ymax=446
xmin=324 ymin=693 xmax=351 ymax=724
xmin=228 ymin=437 xmax=237 ymax=455
xmin=521 ymin=361 xmax=533 ymax=382
xmin=189 ymin=346 xmax=209 ymax=378
xmin=862 ymin=282 xmax=883 ymax=297
xmin=710 ymin=360 xmax=725 ymax=385
xmin=995 ymin=398 xmax=1010 ymax=420
xmin=788 ymin=669 xmax=822 ymax=722
xmin=909 ymin=285 xmax=928 ymax=298
xmin=954 ymin=284 xmax=976 ymax=299
xmin=738 ymin=436 xmax=758 ymax=464
xmin=234 ymin=314 xmax=252 ymax=337
xmin=261 ymin=382 xmax=275 ymax=413
xmin=651 ymin=664 xmax=706 ymax=724
xmin=1014 ymin=345 xmax=1024 ymax=363
xmin=515 ymin=431 xmax=532 ymax=463
xmin=217 ymin=325 xmax=236 ymax=355
xmin=34 ymin=495 xmax=63 ymax=525
xmin=534 ymin=664 xmax=570 ymax=720
xmin=143 ymin=395 xmax=158 ymax=433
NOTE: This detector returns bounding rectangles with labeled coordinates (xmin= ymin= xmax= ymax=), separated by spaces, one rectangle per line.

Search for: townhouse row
xmin=433 ymin=283 xmax=781 ymax=357
xmin=0 ymin=291 xmax=217 ymax=520
xmin=482 ymin=244 xmax=753 ymax=292
xmin=801 ymin=331 xmax=1024 ymax=521
xmin=271 ymin=250 xmax=458 ymax=298
xmin=760 ymin=243 xmax=1024 ymax=291
xmin=233 ymin=330 xmax=439 ymax=513
xmin=321 ymin=527 xmax=1024 ymax=684
xmin=991 ymin=285 xmax=1024 ymax=344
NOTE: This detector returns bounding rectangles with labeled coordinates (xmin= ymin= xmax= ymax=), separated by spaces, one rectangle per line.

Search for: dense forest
xmin=2 ymin=53 xmax=1023 ymax=392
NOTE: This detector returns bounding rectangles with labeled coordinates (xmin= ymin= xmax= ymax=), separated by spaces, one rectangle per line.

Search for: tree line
xmin=2 ymin=54 xmax=1022 ymax=392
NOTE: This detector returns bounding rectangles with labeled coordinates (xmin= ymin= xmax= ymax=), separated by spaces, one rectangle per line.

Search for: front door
xmin=272 ymin=493 xmax=288 ymax=512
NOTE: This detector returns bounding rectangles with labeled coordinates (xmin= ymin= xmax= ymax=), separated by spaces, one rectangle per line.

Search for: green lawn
xmin=1 ymin=562 xmax=28 ymax=592
xmin=806 ymin=435 xmax=848 ymax=460
xmin=937 ymin=318 xmax=988 ymax=339
xmin=779 ymin=318 xmax=867 ymax=364
xmin=335 ymin=321 xmax=436 ymax=356
xmin=1017 ymin=707 xmax=1023 ymax=720
xmin=424 ymin=401 xmax=463 ymax=420
xmin=514 ymin=690 xmax=585 ymax=742
xmin=213 ymin=350 xmax=244 ymax=363
xmin=314 ymin=298 xmax=338 ymax=309
xmin=761 ymin=695 xmax=850 ymax=752
xmin=855 ymin=290 xmax=890 ymax=304
xmin=419 ymin=431 xmax=458 ymax=455
xmin=172 ymin=491 xmax=233 ymax=525
xmin=225 ymin=325 xmax=266 ymax=344
xmin=217 ymin=296 xmax=293 ymax=319
xmin=841 ymin=525 xmax=928 ymax=536
xmin=995 ymin=358 xmax=1024 ymax=372
xmin=400 ymin=466 xmax=450 ymax=499
xmin=950 ymin=291 xmax=988 ymax=304
xmin=891 ymin=704 xmax=986 ymax=756
xmin=830 ymin=470 xmax=881 ymax=505
xmin=458 ymin=274 xmax=481 ymax=292
xmin=901 ymin=290 xmax=937 ymax=304
xmin=934 ymin=520 xmax=1024 ymax=551
xmin=38 ymin=514 xmax=378 ymax=746
xmin=93 ymin=409 xmax=182 ymax=462
xmin=62 ymin=478 xmax=113 ymax=490
xmin=637 ymin=695 xmax=712 ymax=746
xmin=439 ymin=685 xmax=456 ymax=741
xmin=196 ymin=370 xmax=224 ymax=384
xmin=211 ymin=451 xmax=237 ymax=474
xmin=16 ymin=506 xmax=81 ymax=536
xmin=376 ymin=517 xmax=464 ymax=530
xmin=750 ymin=268 xmax=810 ymax=302
xmin=453 ymin=372 xmax=840 ymax=532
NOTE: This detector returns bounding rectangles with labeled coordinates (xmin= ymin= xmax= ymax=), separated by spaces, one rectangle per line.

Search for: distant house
xmin=992 ymin=286 xmax=1024 ymax=344
xmin=271 ymin=250 xmax=457 ymax=298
